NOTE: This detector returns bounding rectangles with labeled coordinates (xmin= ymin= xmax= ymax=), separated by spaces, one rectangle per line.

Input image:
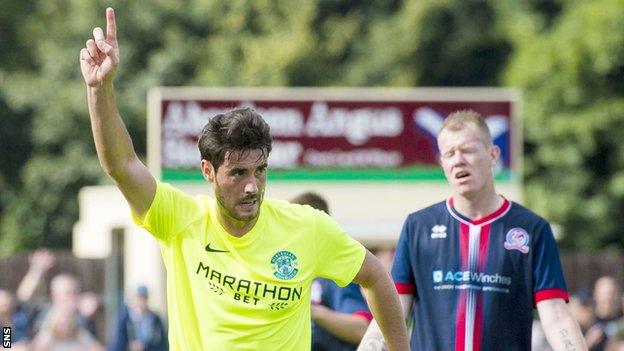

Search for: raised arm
xmin=537 ymin=298 xmax=588 ymax=351
xmin=352 ymin=251 xmax=409 ymax=351
xmin=79 ymin=8 xmax=155 ymax=218
xmin=16 ymin=249 xmax=56 ymax=302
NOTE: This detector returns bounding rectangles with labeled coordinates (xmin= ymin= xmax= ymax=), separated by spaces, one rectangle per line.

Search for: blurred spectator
xmin=109 ymin=285 xmax=167 ymax=351
xmin=16 ymin=249 xmax=56 ymax=303
xmin=595 ymin=276 xmax=623 ymax=324
xmin=570 ymin=290 xmax=597 ymax=333
xmin=291 ymin=191 xmax=372 ymax=351
xmin=79 ymin=291 xmax=101 ymax=334
xmin=16 ymin=249 xmax=102 ymax=341
xmin=608 ymin=294 xmax=624 ymax=351
xmin=0 ymin=249 xmax=57 ymax=349
xmin=34 ymin=273 xmax=99 ymax=337
xmin=587 ymin=276 xmax=623 ymax=350
xmin=585 ymin=276 xmax=622 ymax=351
xmin=0 ymin=289 xmax=30 ymax=349
xmin=607 ymin=322 xmax=624 ymax=351
xmin=50 ymin=274 xmax=80 ymax=311
xmin=31 ymin=305 xmax=104 ymax=351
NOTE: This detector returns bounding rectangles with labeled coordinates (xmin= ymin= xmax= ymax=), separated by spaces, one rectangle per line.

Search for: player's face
xmin=204 ymin=149 xmax=267 ymax=222
xmin=438 ymin=123 xmax=499 ymax=198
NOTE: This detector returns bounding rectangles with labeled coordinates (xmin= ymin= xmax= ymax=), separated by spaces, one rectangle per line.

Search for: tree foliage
xmin=0 ymin=0 xmax=622 ymax=254
xmin=505 ymin=0 xmax=624 ymax=249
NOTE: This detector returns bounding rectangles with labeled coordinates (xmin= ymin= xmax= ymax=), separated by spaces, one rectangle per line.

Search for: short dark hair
xmin=198 ymin=107 xmax=273 ymax=170
xmin=290 ymin=192 xmax=330 ymax=215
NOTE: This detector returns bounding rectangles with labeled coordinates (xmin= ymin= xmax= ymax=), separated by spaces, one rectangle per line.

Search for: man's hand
xmin=29 ymin=249 xmax=56 ymax=274
xmin=80 ymin=7 xmax=119 ymax=87
xmin=353 ymin=251 xmax=409 ymax=351
xmin=79 ymin=7 xmax=156 ymax=219
xmin=357 ymin=320 xmax=388 ymax=351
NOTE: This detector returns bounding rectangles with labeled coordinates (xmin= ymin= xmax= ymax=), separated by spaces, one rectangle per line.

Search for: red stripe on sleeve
xmin=354 ymin=311 xmax=373 ymax=321
xmin=395 ymin=283 xmax=415 ymax=294
xmin=534 ymin=288 xmax=569 ymax=305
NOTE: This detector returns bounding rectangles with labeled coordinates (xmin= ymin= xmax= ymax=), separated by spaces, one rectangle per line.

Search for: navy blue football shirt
xmin=311 ymin=278 xmax=372 ymax=351
xmin=392 ymin=198 xmax=568 ymax=351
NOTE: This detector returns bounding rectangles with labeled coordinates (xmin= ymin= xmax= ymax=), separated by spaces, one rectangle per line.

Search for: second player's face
xmin=212 ymin=149 xmax=268 ymax=222
xmin=437 ymin=123 xmax=499 ymax=198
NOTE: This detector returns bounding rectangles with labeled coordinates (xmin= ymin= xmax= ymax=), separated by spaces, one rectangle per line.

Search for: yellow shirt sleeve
xmin=313 ymin=210 xmax=366 ymax=287
xmin=131 ymin=181 xmax=203 ymax=243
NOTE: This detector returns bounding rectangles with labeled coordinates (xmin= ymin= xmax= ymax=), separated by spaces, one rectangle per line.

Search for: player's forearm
xmin=312 ymin=306 xmax=369 ymax=344
xmin=543 ymin=319 xmax=587 ymax=350
xmin=87 ymin=83 xmax=138 ymax=178
xmin=538 ymin=299 xmax=588 ymax=351
xmin=543 ymin=318 xmax=587 ymax=350
xmin=361 ymin=275 xmax=409 ymax=351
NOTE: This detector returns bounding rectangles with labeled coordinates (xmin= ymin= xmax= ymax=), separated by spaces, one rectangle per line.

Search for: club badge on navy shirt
xmin=504 ymin=227 xmax=530 ymax=254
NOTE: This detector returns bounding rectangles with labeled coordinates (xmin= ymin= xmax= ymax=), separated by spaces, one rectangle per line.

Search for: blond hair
xmin=439 ymin=109 xmax=493 ymax=146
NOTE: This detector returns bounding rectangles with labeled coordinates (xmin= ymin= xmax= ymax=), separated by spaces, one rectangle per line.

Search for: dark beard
xmin=214 ymin=183 xmax=262 ymax=222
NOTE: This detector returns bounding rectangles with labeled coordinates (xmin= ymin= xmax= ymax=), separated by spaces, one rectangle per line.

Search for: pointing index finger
xmin=106 ymin=7 xmax=117 ymax=42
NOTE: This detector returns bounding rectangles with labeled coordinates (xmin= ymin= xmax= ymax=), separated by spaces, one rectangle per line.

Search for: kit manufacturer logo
xmin=431 ymin=225 xmax=447 ymax=239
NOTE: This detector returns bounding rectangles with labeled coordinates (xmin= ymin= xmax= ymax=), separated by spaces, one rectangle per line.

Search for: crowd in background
xmin=4 ymin=247 xmax=624 ymax=350
xmin=533 ymin=275 xmax=624 ymax=351
xmin=0 ymin=249 xmax=167 ymax=351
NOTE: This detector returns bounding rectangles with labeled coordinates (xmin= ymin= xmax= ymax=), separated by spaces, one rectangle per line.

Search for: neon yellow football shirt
xmin=133 ymin=181 xmax=366 ymax=350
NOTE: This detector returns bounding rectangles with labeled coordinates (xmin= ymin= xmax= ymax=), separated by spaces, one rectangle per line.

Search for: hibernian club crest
xmin=271 ymin=251 xmax=299 ymax=280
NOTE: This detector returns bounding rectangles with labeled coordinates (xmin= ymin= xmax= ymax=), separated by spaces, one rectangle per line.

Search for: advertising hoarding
xmin=147 ymin=88 xmax=519 ymax=182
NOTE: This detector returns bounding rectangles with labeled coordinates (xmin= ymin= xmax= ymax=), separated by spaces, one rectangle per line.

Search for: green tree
xmin=343 ymin=0 xmax=512 ymax=86
xmin=0 ymin=0 xmax=327 ymax=254
xmin=0 ymin=0 xmax=37 ymax=253
xmin=0 ymin=0 xmax=536 ymax=255
xmin=0 ymin=1 xmax=107 ymax=253
xmin=505 ymin=0 xmax=624 ymax=249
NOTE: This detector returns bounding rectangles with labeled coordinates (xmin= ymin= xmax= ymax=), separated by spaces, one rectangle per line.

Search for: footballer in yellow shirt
xmin=81 ymin=9 xmax=409 ymax=348
xmin=134 ymin=181 xmax=365 ymax=350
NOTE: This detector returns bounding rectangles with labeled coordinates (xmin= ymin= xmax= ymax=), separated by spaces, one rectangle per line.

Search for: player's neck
xmin=216 ymin=208 xmax=259 ymax=238
xmin=452 ymin=187 xmax=503 ymax=221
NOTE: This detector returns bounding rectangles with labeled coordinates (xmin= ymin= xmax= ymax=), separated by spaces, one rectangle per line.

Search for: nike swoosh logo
xmin=205 ymin=243 xmax=229 ymax=253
